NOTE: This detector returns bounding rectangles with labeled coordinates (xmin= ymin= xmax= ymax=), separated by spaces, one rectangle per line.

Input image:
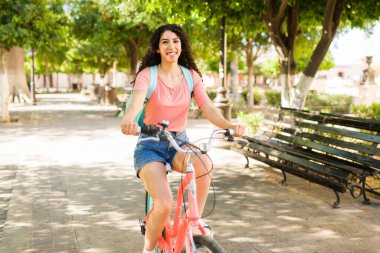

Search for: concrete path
xmin=0 ymin=93 xmax=379 ymax=253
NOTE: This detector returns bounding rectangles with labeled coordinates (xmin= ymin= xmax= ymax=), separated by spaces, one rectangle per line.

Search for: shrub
xmin=265 ymin=90 xmax=281 ymax=107
xmin=241 ymin=87 xmax=263 ymax=105
xmin=263 ymin=90 xmax=353 ymax=113
xmin=237 ymin=111 xmax=264 ymax=135
xmin=352 ymin=103 xmax=380 ymax=120
xmin=305 ymin=93 xmax=353 ymax=114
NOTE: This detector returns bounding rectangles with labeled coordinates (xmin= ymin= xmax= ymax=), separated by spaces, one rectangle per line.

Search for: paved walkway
xmin=0 ymin=93 xmax=379 ymax=253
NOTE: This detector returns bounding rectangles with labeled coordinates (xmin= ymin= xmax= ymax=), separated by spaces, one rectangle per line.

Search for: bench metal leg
xmin=361 ymin=177 xmax=371 ymax=205
xmin=332 ymin=191 xmax=340 ymax=209
xmin=281 ymin=170 xmax=287 ymax=186
xmin=244 ymin=155 xmax=250 ymax=168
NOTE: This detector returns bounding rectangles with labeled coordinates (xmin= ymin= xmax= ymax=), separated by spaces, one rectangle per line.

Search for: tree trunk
xmin=30 ymin=48 xmax=36 ymax=105
xmin=112 ymin=60 xmax=118 ymax=87
xmin=245 ymin=37 xmax=254 ymax=109
xmin=44 ymin=56 xmax=53 ymax=91
xmin=7 ymin=47 xmax=30 ymax=103
xmin=127 ymin=38 xmax=140 ymax=76
xmin=290 ymin=0 xmax=345 ymax=108
xmin=230 ymin=50 xmax=239 ymax=94
xmin=291 ymin=74 xmax=314 ymax=108
xmin=213 ymin=16 xmax=231 ymax=120
xmin=0 ymin=46 xmax=10 ymax=122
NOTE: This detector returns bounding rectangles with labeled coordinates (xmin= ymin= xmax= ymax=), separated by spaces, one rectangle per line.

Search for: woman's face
xmin=156 ymin=30 xmax=182 ymax=64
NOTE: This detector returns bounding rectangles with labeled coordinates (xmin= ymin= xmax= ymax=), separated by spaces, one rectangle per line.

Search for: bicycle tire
xmin=181 ymin=235 xmax=225 ymax=253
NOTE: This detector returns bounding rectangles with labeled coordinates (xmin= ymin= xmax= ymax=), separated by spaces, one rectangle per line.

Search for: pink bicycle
xmin=139 ymin=121 xmax=234 ymax=253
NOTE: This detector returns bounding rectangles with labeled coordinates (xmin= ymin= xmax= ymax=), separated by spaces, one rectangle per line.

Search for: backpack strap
xmin=179 ymin=65 xmax=194 ymax=96
xmin=147 ymin=65 xmax=158 ymax=100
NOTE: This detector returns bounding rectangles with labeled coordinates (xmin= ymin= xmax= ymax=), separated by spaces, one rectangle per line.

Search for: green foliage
xmin=0 ymin=0 xmax=50 ymax=49
xmin=256 ymin=58 xmax=280 ymax=76
xmin=294 ymin=27 xmax=336 ymax=73
xmin=3 ymin=0 xmax=380 ymax=85
xmin=265 ymin=90 xmax=281 ymax=107
xmin=237 ymin=111 xmax=264 ymax=135
xmin=305 ymin=92 xmax=354 ymax=114
xmin=352 ymin=103 xmax=380 ymax=120
xmin=264 ymin=90 xmax=354 ymax=113
xmin=241 ymin=87 xmax=263 ymax=105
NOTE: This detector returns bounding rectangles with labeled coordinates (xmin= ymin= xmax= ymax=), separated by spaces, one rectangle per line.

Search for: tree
xmin=7 ymin=47 xmax=30 ymax=103
xmin=264 ymin=0 xmax=380 ymax=109
xmin=242 ymin=33 xmax=272 ymax=109
xmin=33 ymin=0 xmax=70 ymax=92
xmin=70 ymin=0 xmax=125 ymax=81
xmin=0 ymin=0 xmax=51 ymax=122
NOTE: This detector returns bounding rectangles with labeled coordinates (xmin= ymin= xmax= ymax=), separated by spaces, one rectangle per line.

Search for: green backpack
xmin=125 ymin=65 xmax=194 ymax=127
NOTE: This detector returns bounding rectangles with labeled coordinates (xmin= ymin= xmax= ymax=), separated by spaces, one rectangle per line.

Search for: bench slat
xmin=296 ymin=121 xmax=380 ymax=144
xmin=245 ymin=140 xmax=350 ymax=180
xmin=246 ymin=136 xmax=370 ymax=175
xmin=300 ymin=132 xmax=380 ymax=157
xmin=273 ymin=133 xmax=380 ymax=170
xmin=282 ymin=108 xmax=380 ymax=132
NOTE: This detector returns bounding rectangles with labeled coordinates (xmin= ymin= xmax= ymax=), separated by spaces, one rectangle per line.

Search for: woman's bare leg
xmin=139 ymin=162 xmax=172 ymax=251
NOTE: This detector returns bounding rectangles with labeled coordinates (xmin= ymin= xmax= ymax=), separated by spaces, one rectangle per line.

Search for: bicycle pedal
xmin=139 ymin=218 xmax=146 ymax=235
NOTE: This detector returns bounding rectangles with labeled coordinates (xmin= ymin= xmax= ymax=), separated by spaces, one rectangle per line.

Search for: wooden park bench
xmin=232 ymin=107 xmax=380 ymax=208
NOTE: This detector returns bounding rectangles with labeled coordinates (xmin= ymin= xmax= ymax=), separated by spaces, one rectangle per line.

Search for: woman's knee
xmin=194 ymin=154 xmax=212 ymax=175
xmin=153 ymin=195 xmax=173 ymax=216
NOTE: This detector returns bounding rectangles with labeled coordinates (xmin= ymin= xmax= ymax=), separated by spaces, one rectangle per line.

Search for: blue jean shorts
xmin=134 ymin=131 xmax=189 ymax=177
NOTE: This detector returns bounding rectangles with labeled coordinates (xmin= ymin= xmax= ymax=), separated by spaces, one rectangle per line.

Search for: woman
xmin=120 ymin=24 xmax=245 ymax=253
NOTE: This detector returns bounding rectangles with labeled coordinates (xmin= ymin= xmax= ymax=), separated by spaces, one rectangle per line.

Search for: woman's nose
xmin=168 ymin=41 xmax=175 ymax=49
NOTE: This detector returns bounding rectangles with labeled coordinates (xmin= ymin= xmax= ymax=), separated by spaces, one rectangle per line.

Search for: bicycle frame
xmin=140 ymin=125 xmax=233 ymax=252
xmin=145 ymin=153 xmax=210 ymax=252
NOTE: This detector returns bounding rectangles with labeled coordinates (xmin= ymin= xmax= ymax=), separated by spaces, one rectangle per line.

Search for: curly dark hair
xmin=132 ymin=24 xmax=201 ymax=84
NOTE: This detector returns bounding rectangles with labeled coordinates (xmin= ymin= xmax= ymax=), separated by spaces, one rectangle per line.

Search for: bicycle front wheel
xmin=182 ymin=235 xmax=225 ymax=253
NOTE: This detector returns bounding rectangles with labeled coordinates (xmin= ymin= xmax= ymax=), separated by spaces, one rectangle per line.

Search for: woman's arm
xmin=200 ymin=99 xmax=245 ymax=136
xmin=120 ymin=90 xmax=146 ymax=135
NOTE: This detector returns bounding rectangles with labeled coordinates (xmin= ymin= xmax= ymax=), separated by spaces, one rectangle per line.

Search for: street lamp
xmin=29 ymin=48 xmax=36 ymax=105
xmin=213 ymin=16 xmax=232 ymax=120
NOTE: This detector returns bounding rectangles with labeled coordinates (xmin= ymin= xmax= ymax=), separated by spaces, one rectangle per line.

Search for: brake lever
xmin=224 ymin=129 xmax=234 ymax=142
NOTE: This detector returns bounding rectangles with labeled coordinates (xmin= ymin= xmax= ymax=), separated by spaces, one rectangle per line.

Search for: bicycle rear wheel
xmin=182 ymin=235 xmax=225 ymax=253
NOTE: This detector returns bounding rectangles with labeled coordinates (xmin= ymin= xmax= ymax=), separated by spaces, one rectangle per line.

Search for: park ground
xmin=0 ymin=93 xmax=379 ymax=253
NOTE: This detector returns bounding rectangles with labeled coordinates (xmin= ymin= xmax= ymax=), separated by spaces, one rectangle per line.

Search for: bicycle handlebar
xmin=137 ymin=121 xmax=235 ymax=154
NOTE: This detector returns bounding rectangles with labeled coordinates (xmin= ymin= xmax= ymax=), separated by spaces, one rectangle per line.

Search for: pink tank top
xmin=133 ymin=67 xmax=209 ymax=132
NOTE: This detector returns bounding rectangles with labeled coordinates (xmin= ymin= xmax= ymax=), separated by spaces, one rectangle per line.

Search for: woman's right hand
xmin=120 ymin=116 xmax=139 ymax=136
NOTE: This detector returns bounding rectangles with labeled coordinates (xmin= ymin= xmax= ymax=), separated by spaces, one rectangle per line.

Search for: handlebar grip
xmin=139 ymin=124 xmax=160 ymax=135
xmin=224 ymin=129 xmax=235 ymax=141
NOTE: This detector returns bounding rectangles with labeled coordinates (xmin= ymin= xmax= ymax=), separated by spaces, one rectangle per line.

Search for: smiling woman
xmin=157 ymin=31 xmax=182 ymax=65
xmin=119 ymin=24 xmax=246 ymax=253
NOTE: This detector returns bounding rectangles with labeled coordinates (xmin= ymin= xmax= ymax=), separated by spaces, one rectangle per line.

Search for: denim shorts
xmin=134 ymin=131 xmax=189 ymax=177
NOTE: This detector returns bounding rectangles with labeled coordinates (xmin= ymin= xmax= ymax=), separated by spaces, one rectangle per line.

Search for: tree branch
xmin=264 ymin=0 xmax=289 ymax=60
xmin=287 ymin=5 xmax=298 ymax=74
xmin=323 ymin=0 xmax=336 ymax=37
xmin=332 ymin=0 xmax=346 ymax=35
xmin=304 ymin=0 xmax=346 ymax=77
